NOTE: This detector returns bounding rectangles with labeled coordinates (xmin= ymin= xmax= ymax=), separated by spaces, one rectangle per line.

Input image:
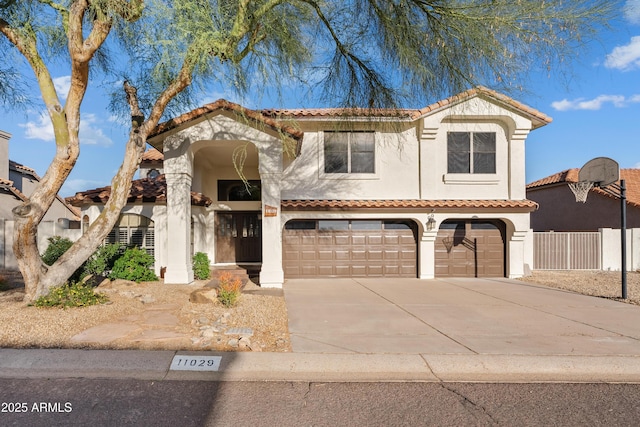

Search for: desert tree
xmin=0 ymin=0 xmax=614 ymax=301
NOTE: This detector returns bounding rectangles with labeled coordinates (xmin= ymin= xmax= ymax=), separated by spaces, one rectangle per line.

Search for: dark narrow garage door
xmin=283 ymin=220 xmax=417 ymax=278
xmin=435 ymin=220 xmax=505 ymax=277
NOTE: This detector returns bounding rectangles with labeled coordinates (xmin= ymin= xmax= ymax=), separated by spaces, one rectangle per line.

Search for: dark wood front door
xmin=215 ymin=212 xmax=262 ymax=263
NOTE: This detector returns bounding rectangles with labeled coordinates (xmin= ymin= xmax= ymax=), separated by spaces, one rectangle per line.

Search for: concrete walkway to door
xmin=284 ymin=277 xmax=640 ymax=356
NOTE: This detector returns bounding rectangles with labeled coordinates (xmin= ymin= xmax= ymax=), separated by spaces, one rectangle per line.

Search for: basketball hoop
xmin=568 ymin=181 xmax=593 ymax=203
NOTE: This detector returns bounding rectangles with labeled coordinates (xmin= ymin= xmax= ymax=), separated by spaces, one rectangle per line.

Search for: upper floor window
xmin=447 ymin=132 xmax=496 ymax=174
xmin=324 ymin=132 xmax=375 ymax=174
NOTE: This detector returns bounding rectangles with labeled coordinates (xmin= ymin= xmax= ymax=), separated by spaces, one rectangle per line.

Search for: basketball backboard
xmin=578 ymin=157 xmax=619 ymax=187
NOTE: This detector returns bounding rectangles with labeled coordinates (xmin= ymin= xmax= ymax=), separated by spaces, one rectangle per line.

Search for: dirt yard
xmin=1 ymin=269 xmax=639 ymax=352
xmin=0 ymin=269 xmax=290 ymax=352
xmin=519 ymin=270 xmax=640 ymax=305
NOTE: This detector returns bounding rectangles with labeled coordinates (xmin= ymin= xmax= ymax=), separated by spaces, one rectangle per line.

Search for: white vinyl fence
xmin=534 ymin=228 xmax=640 ymax=271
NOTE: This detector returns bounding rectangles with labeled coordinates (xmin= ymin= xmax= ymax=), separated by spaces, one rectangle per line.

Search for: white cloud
xmin=605 ymin=36 xmax=640 ymax=71
xmin=20 ymin=111 xmax=113 ymax=146
xmin=551 ymin=95 xmax=640 ymax=111
xmin=635 ymin=162 xmax=640 ymax=168
xmin=53 ymin=75 xmax=71 ymax=100
xmin=625 ymin=0 xmax=640 ymax=24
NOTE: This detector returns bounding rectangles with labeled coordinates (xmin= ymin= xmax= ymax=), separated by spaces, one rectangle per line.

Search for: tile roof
xmin=67 ymin=175 xmax=212 ymax=207
xmin=281 ymin=199 xmax=538 ymax=211
xmin=3 ymin=161 xmax=81 ymax=218
xmin=141 ymin=148 xmax=164 ymax=162
xmin=0 ymin=177 xmax=28 ymax=202
xmin=9 ymin=160 xmax=38 ymax=179
xmin=148 ymin=99 xmax=304 ymax=142
xmin=149 ymin=87 xmax=551 ymax=145
xmin=527 ymin=168 xmax=640 ymax=208
xmin=262 ymin=86 xmax=552 ymax=129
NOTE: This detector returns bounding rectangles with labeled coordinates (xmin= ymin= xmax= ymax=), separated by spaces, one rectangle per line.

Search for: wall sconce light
xmin=426 ymin=213 xmax=436 ymax=231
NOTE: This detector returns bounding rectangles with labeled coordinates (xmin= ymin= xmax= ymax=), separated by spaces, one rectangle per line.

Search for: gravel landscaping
xmin=0 ymin=269 xmax=290 ymax=352
xmin=1 ymin=268 xmax=639 ymax=352
xmin=519 ymin=270 xmax=640 ymax=305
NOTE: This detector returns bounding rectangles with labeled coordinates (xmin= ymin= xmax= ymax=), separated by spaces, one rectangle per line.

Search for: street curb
xmin=2 ymin=349 xmax=640 ymax=383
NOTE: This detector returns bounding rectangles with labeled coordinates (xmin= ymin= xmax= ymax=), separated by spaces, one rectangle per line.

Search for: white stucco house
xmin=1 ymin=130 xmax=81 ymax=269
xmin=68 ymin=87 xmax=550 ymax=287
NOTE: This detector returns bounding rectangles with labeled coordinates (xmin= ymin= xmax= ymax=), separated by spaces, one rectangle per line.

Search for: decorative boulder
xmin=189 ymin=287 xmax=218 ymax=304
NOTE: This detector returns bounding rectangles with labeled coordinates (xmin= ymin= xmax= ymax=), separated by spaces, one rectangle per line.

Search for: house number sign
xmin=264 ymin=205 xmax=278 ymax=217
xmin=170 ymin=355 xmax=222 ymax=371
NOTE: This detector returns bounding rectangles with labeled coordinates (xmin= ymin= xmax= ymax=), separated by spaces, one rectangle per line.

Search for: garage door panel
xmin=435 ymin=220 xmax=505 ymax=278
xmin=334 ymin=235 xmax=350 ymax=245
xmin=283 ymin=220 xmax=417 ymax=278
xmin=352 ymin=235 xmax=366 ymax=245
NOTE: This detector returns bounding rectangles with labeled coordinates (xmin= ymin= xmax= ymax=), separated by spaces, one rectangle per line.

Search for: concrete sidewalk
xmin=1 ymin=277 xmax=640 ymax=383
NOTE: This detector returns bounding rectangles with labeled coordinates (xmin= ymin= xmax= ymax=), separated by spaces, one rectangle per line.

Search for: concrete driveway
xmin=284 ymin=277 xmax=640 ymax=355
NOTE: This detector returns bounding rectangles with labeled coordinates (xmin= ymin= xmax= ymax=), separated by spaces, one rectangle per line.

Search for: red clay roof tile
xmin=527 ymin=168 xmax=640 ymax=208
xmin=148 ymin=99 xmax=304 ymax=141
xmin=67 ymin=175 xmax=212 ymax=207
xmin=281 ymin=199 xmax=538 ymax=211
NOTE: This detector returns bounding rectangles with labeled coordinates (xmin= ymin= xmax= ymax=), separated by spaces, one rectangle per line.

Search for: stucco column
xmin=508 ymin=230 xmax=528 ymax=278
xmin=260 ymin=172 xmax=284 ymax=287
xmin=419 ymin=230 xmax=438 ymax=279
xmin=163 ymin=170 xmax=194 ymax=284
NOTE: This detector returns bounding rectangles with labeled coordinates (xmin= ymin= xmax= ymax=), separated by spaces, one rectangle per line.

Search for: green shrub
xmin=217 ymin=271 xmax=242 ymax=307
xmin=80 ymin=243 xmax=123 ymax=279
xmin=192 ymin=252 xmax=211 ymax=280
xmin=109 ymin=247 xmax=158 ymax=282
xmin=41 ymin=236 xmax=74 ymax=266
xmin=33 ymin=282 xmax=109 ymax=308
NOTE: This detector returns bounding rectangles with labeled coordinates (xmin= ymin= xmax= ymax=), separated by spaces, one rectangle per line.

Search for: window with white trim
xmin=447 ymin=132 xmax=496 ymax=174
xmin=324 ymin=132 xmax=375 ymax=174
xmin=104 ymin=214 xmax=155 ymax=258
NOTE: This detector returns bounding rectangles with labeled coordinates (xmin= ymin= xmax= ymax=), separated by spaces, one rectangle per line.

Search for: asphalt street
xmin=2 ymin=379 xmax=640 ymax=426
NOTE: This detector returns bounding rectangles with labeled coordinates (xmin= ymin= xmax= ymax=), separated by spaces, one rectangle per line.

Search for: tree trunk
xmin=15 ymin=128 xmax=148 ymax=303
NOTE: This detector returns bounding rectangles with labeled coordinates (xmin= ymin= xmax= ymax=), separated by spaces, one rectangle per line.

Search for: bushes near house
xmin=41 ymin=236 xmax=74 ymax=266
xmin=0 ymin=275 xmax=8 ymax=291
xmin=33 ymin=282 xmax=109 ymax=308
xmin=217 ymin=271 xmax=242 ymax=307
xmin=81 ymin=243 xmax=123 ymax=280
xmin=109 ymin=247 xmax=158 ymax=283
xmin=193 ymin=252 xmax=211 ymax=280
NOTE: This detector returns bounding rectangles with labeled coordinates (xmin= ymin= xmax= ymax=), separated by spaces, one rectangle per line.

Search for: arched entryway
xmin=435 ymin=219 xmax=506 ymax=277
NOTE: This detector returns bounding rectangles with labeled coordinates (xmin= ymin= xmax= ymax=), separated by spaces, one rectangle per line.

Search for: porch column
xmin=260 ymin=172 xmax=284 ymax=287
xmin=508 ymin=230 xmax=528 ymax=278
xmin=419 ymin=230 xmax=438 ymax=279
xmin=163 ymin=170 xmax=194 ymax=284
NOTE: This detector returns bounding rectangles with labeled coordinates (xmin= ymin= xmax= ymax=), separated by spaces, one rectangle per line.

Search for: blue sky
xmin=2 ymin=1 xmax=640 ymax=197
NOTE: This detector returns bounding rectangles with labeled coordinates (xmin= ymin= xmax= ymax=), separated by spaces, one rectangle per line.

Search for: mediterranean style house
xmin=1 ymin=130 xmax=80 ymax=269
xmin=527 ymin=168 xmax=640 ymax=232
xmin=68 ymin=87 xmax=550 ymax=286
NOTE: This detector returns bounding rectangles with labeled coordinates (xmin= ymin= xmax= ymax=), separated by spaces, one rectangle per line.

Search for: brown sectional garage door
xmin=283 ymin=220 xmax=417 ymax=278
xmin=435 ymin=220 xmax=505 ymax=277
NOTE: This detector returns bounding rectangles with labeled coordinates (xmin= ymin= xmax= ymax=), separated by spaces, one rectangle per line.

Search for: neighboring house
xmin=0 ymin=130 xmax=81 ymax=269
xmin=68 ymin=87 xmax=550 ymax=286
xmin=527 ymin=168 xmax=640 ymax=232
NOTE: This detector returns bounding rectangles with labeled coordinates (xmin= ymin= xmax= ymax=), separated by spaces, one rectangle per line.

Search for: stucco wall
xmin=528 ymin=185 xmax=640 ymax=231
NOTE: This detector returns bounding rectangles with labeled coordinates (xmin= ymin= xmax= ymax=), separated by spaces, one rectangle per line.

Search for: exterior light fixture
xmin=426 ymin=213 xmax=436 ymax=231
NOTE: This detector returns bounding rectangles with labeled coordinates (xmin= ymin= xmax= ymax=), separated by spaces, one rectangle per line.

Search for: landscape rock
xmin=139 ymin=294 xmax=155 ymax=304
xmin=227 ymin=338 xmax=239 ymax=348
xmin=189 ymin=288 xmax=218 ymax=304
